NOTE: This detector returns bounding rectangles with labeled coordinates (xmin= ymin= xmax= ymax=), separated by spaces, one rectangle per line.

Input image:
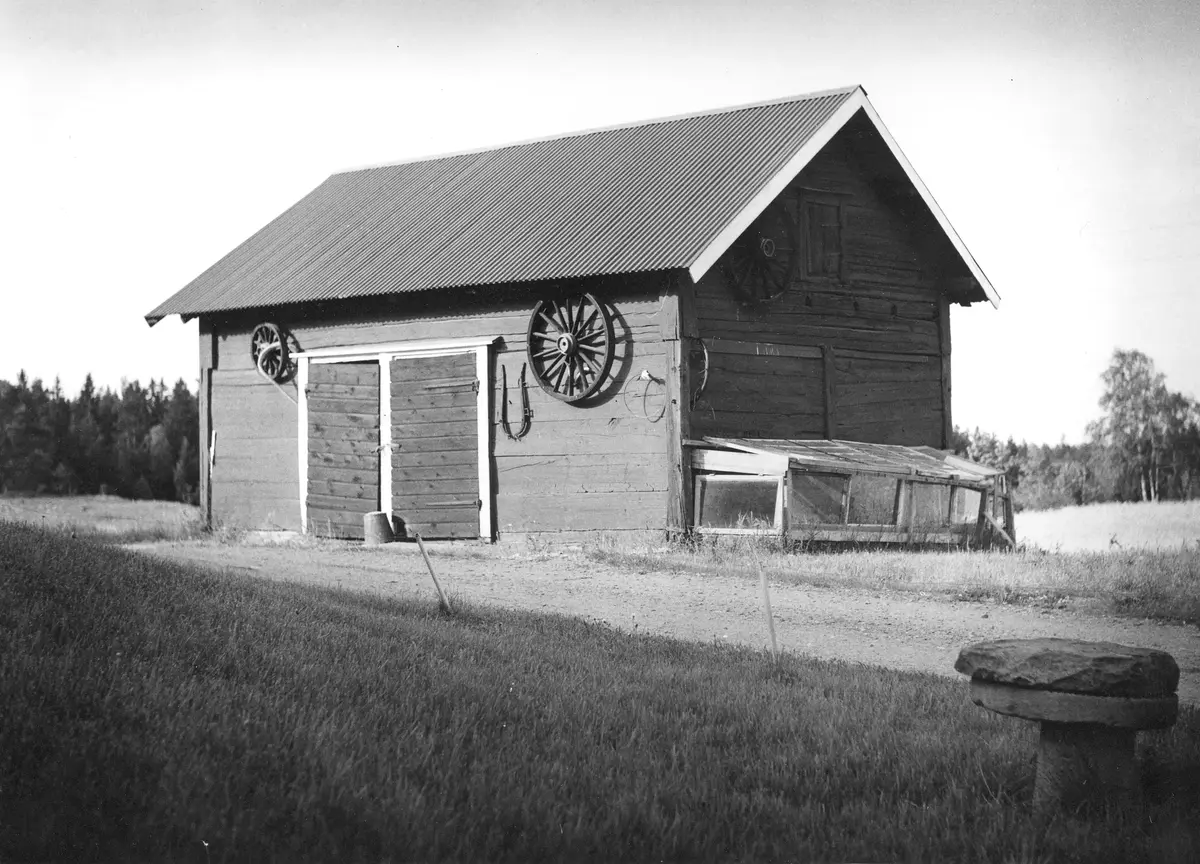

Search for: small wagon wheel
xmin=526 ymin=293 xmax=615 ymax=403
xmin=721 ymin=201 xmax=800 ymax=305
xmin=250 ymin=322 xmax=290 ymax=383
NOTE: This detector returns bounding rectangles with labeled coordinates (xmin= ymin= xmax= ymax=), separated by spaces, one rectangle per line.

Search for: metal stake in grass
xmin=751 ymin=544 xmax=778 ymax=661
xmin=414 ymin=532 xmax=453 ymax=614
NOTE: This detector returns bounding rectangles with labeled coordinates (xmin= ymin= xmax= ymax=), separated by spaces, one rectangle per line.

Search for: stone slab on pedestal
xmin=956 ymin=637 xmax=1181 ymax=814
xmin=969 ymin=680 xmax=1178 ymax=729
xmin=955 ymin=638 xmax=1179 ymax=698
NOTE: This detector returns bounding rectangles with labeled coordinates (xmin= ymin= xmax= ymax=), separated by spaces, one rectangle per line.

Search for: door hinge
xmin=472 ymin=378 xmax=480 ymax=394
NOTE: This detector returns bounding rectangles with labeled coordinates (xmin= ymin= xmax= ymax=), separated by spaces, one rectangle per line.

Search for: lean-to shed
xmin=147 ymin=85 xmax=1008 ymax=544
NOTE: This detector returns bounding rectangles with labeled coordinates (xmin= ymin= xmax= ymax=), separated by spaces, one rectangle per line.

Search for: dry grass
xmin=586 ymin=533 xmax=1200 ymax=626
xmin=0 ymin=494 xmax=203 ymax=542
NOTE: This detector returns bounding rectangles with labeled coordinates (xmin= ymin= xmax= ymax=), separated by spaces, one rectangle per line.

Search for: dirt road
xmin=135 ymin=540 xmax=1200 ymax=706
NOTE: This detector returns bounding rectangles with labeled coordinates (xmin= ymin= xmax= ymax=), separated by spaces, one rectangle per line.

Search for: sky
xmin=2 ymin=0 xmax=1198 ymax=444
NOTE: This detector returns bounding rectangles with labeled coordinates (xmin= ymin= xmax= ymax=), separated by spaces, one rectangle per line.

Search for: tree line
xmin=952 ymin=349 xmax=1200 ymax=511
xmin=2 ymin=348 xmax=1197 ymax=511
xmin=0 ymin=372 xmax=200 ymax=502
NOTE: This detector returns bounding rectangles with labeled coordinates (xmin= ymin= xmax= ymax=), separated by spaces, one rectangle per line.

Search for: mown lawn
xmin=2 ymin=522 xmax=1197 ymax=863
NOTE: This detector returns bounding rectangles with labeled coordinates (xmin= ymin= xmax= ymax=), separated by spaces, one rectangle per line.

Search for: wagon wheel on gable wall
xmin=250 ymin=322 xmax=293 ymax=383
xmin=526 ymin=293 xmax=615 ymax=403
xmin=721 ymin=200 xmax=800 ymax=305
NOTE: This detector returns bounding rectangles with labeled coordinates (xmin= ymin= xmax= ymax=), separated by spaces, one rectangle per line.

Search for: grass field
xmin=2 ymin=522 xmax=1197 ymax=863
xmin=0 ymin=494 xmax=203 ymax=542
xmin=1018 ymin=500 xmax=1200 ymax=553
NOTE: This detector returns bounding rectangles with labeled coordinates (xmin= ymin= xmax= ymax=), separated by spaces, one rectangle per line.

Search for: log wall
xmin=200 ymin=276 xmax=674 ymax=536
xmin=689 ymin=126 xmax=952 ymax=447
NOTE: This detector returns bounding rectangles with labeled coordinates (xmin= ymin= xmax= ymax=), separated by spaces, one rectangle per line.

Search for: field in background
xmin=3 ymin=522 xmax=1197 ymax=863
xmin=0 ymin=494 xmax=203 ymax=542
xmin=1018 ymin=500 xmax=1200 ymax=552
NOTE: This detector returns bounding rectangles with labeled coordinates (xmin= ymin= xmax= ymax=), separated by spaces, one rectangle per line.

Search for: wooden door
xmin=307 ymin=360 xmax=380 ymax=538
xmin=390 ymin=354 xmax=480 ymax=539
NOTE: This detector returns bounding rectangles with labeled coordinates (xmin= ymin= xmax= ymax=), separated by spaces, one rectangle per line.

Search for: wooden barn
xmin=147 ymin=85 xmax=1013 ymax=545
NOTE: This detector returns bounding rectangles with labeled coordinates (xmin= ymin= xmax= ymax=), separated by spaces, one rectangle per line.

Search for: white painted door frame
xmin=295 ymin=335 xmax=499 ymax=539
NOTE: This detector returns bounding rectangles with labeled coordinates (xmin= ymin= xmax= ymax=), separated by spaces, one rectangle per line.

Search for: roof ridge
xmin=335 ymin=84 xmax=863 ymax=176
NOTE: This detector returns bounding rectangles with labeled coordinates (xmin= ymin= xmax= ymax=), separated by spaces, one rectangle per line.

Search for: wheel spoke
xmin=551 ymin=362 xmax=567 ymax=393
xmin=577 ymin=305 xmax=599 ymax=337
xmin=559 ymin=361 xmax=574 ymax=395
xmin=573 ymin=298 xmax=592 ymax=336
xmin=737 ymin=255 xmax=755 ymax=296
xmin=544 ymin=353 xmax=566 ymax=378
xmin=576 ymin=327 xmax=608 ymax=345
xmin=551 ymin=301 xmax=570 ymax=333
xmin=537 ymin=311 xmax=562 ymax=335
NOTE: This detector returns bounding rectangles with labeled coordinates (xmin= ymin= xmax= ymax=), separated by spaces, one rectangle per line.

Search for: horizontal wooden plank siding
xmin=489 ymin=315 xmax=670 ymax=531
xmin=209 ymin=368 xmax=300 ymax=530
xmin=307 ymin=360 xmax=380 ymax=539
xmin=833 ymin=352 xmax=943 ymax=443
xmin=691 ymin=125 xmax=950 ymax=447
xmin=391 ymin=353 xmax=479 ymax=540
xmin=499 ymin=491 xmax=668 ymax=532
xmin=692 ymin=349 xmax=825 ymax=440
xmin=495 ymin=452 xmax=665 ymax=494
xmin=205 ymin=275 xmax=672 ymax=536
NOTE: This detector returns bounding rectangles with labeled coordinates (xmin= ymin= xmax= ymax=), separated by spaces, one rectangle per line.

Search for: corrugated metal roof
xmin=146 ymin=84 xmax=997 ymax=324
xmin=704 ymin=437 xmax=1004 ymax=485
xmin=147 ymin=87 xmax=862 ymax=323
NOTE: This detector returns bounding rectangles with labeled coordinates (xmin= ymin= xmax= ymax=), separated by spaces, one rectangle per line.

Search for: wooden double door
xmin=307 ymin=353 xmax=481 ymax=539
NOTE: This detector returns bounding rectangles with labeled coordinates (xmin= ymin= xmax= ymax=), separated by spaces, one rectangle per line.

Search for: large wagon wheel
xmin=250 ymin=322 xmax=290 ymax=382
xmin=526 ymin=293 xmax=614 ymax=403
xmin=722 ymin=201 xmax=800 ymax=305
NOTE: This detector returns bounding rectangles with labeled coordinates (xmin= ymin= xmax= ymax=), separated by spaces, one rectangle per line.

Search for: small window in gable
xmin=802 ymin=197 xmax=843 ymax=279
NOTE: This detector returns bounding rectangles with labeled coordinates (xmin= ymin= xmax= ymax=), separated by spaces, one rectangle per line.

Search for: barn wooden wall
xmin=200 ymin=277 xmax=674 ymax=536
xmin=207 ymin=367 xmax=302 ymax=531
xmin=689 ymin=125 xmax=955 ymax=447
xmin=306 ymin=361 xmax=381 ymax=539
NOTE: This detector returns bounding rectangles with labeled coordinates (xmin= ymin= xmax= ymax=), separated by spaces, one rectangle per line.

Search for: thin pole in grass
xmin=414 ymin=532 xmax=454 ymax=614
xmin=750 ymin=540 xmax=779 ymax=661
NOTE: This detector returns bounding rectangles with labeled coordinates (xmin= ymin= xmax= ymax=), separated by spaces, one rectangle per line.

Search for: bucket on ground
xmin=363 ymin=511 xmax=393 ymax=545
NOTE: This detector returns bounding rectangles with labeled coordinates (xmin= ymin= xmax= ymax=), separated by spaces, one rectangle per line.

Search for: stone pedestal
xmin=956 ymin=638 xmax=1180 ymax=813
xmin=1036 ymin=723 xmax=1137 ymax=809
